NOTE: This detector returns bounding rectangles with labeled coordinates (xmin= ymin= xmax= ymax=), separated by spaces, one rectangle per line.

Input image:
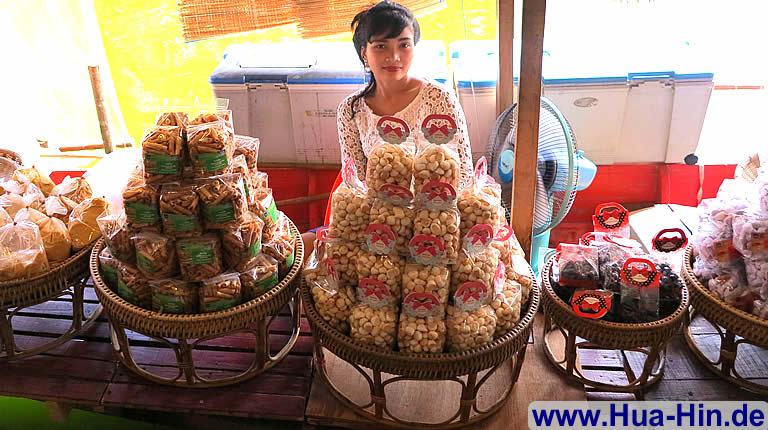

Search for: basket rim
xmin=301 ymin=261 xmax=540 ymax=366
xmin=682 ymin=244 xmax=768 ymax=329
xmin=90 ymin=221 xmax=304 ymax=326
xmin=541 ymin=254 xmax=689 ymax=331
xmin=0 ymin=243 xmax=92 ymax=289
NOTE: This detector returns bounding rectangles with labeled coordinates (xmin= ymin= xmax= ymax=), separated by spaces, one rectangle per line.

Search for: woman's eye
xmin=375 ymin=44 xmax=386 ymax=49
xmin=401 ymin=43 xmax=411 ymax=48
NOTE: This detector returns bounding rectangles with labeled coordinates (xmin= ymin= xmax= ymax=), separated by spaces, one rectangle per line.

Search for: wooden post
xmin=87 ymin=65 xmax=114 ymax=154
xmin=511 ymin=0 xmax=546 ymax=259
xmin=497 ymin=0 xmax=515 ymax=115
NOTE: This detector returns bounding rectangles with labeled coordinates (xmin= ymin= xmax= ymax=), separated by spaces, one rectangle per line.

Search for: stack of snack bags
xmin=97 ymin=110 xmax=293 ymax=314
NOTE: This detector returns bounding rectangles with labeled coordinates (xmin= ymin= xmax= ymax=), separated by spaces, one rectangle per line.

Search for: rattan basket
xmin=90 ymin=219 xmax=305 ymax=388
xmin=302 ymin=265 xmax=539 ymax=428
xmin=681 ymin=244 xmax=768 ymax=395
xmin=540 ymin=255 xmax=689 ymax=393
xmin=0 ymin=244 xmax=101 ymax=360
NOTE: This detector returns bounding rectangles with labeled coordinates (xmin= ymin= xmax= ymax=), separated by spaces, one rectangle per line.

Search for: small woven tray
xmin=541 ymin=256 xmax=689 ymax=351
xmin=302 ymin=267 xmax=539 ymax=380
xmin=0 ymin=244 xmax=93 ymax=310
xmin=682 ymin=245 xmax=768 ymax=348
xmin=90 ymin=222 xmax=304 ymax=340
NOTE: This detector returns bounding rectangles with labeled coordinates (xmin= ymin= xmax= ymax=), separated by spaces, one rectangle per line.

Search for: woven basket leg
xmin=720 ymin=330 xmax=737 ymax=376
xmin=0 ymin=310 xmax=15 ymax=358
xmin=177 ymin=339 xmax=196 ymax=385
xmin=459 ymin=372 xmax=478 ymax=422
xmin=254 ymin=318 xmax=268 ymax=369
xmin=372 ymin=371 xmax=385 ymax=419
xmin=71 ymin=281 xmax=85 ymax=331
xmin=564 ymin=330 xmax=577 ymax=374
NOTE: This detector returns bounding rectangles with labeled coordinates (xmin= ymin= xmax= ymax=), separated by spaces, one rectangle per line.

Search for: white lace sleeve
xmin=420 ymin=84 xmax=474 ymax=188
xmin=337 ymin=95 xmax=368 ymax=180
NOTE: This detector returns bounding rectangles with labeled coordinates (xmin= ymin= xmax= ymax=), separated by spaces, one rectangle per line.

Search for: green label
xmin=126 ymin=202 xmax=159 ymax=224
xmin=249 ymin=240 xmax=262 ymax=257
xmin=202 ymin=298 xmax=238 ymax=312
xmin=101 ymin=264 xmax=118 ymax=288
xmin=117 ymin=280 xmax=139 ymax=305
xmin=285 ymin=249 xmax=295 ymax=270
xmin=154 ymin=293 xmax=186 ymax=314
xmin=181 ymin=243 xmax=214 ymax=265
xmin=136 ymin=253 xmax=155 ymax=273
xmin=197 ymin=151 xmax=229 ymax=172
xmin=254 ymin=272 xmax=279 ymax=292
xmin=145 ymin=153 xmax=181 ymax=175
xmin=266 ymin=199 xmax=278 ymax=222
xmin=163 ymin=213 xmax=198 ymax=232
xmin=203 ymin=203 xmax=235 ymax=224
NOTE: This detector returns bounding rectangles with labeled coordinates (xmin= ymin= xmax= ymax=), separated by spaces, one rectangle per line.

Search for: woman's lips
xmin=383 ymin=66 xmax=402 ymax=72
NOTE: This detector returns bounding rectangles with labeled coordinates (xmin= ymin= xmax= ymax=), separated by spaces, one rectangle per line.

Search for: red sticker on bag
xmin=571 ymin=290 xmax=612 ymax=319
xmin=620 ymin=258 xmax=660 ymax=289
xmin=379 ymin=183 xmax=414 ymax=205
xmin=403 ymin=292 xmax=442 ymax=318
xmin=377 ymin=116 xmax=410 ymax=145
xmin=463 ymin=224 xmax=494 ymax=254
xmin=652 ymin=228 xmax=689 ymax=253
xmin=358 ymin=278 xmax=394 ymax=308
xmin=365 ymin=224 xmax=396 ymax=255
xmin=409 ymin=234 xmax=447 ymax=265
xmin=494 ymin=224 xmax=514 ymax=242
xmin=593 ymin=202 xmax=629 ymax=231
xmin=419 ymin=180 xmax=457 ymax=207
xmin=454 ymin=281 xmax=489 ymax=311
xmin=421 ymin=114 xmax=457 ymax=145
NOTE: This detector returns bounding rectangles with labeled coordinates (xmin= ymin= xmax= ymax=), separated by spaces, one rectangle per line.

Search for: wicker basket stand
xmin=89 ymin=220 xmax=305 ymax=388
xmin=302 ymin=270 xmax=540 ymax=429
xmin=540 ymin=255 xmax=689 ymax=394
xmin=681 ymin=245 xmax=768 ymax=395
xmin=0 ymin=245 xmax=102 ymax=360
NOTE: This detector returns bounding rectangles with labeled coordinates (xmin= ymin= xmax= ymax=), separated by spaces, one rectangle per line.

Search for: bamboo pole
xmin=87 ymin=65 xmax=114 ymax=154
xmin=511 ymin=0 xmax=546 ymax=259
xmin=497 ymin=0 xmax=515 ymax=115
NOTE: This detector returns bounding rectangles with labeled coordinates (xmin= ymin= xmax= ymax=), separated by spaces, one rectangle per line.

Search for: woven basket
xmin=302 ymin=268 xmax=539 ymax=381
xmin=541 ymin=256 xmax=689 ymax=350
xmin=0 ymin=244 xmax=93 ymax=310
xmin=682 ymin=245 xmax=768 ymax=348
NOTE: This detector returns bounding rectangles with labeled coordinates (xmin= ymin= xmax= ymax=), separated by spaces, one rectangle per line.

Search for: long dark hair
xmin=349 ymin=1 xmax=420 ymax=118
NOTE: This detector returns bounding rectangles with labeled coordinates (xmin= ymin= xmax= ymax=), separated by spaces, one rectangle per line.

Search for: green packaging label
xmin=254 ymin=272 xmax=279 ymax=294
xmin=154 ymin=293 xmax=186 ymax=314
xmin=101 ymin=264 xmax=118 ymax=288
xmin=126 ymin=202 xmax=159 ymax=224
xmin=285 ymin=249 xmax=295 ymax=270
xmin=163 ymin=213 xmax=198 ymax=232
xmin=197 ymin=151 xmax=229 ymax=173
xmin=203 ymin=203 xmax=235 ymax=224
xmin=144 ymin=153 xmax=181 ymax=175
xmin=136 ymin=253 xmax=155 ymax=273
xmin=181 ymin=243 xmax=214 ymax=265
xmin=249 ymin=240 xmax=262 ymax=257
xmin=266 ymin=199 xmax=278 ymax=223
xmin=117 ymin=280 xmax=139 ymax=305
xmin=202 ymin=298 xmax=239 ymax=312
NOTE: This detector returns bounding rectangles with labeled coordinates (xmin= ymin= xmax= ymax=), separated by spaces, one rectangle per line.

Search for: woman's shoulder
xmin=417 ymin=79 xmax=460 ymax=111
xmin=338 ymin=87 xmax=366 ymax=115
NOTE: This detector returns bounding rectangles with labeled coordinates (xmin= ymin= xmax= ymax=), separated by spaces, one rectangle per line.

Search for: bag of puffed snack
xmin=305 ymin=230 xmax=354 ymax=333
xmin=366 ymin=116 xmax=415 ymax=205
xmin=234 ymin=135 xmax=259 ymax=173
xmin=116 ymin=261 xmax=151 ymax=308
xmin=15 ymin=207 xmax=71 ymax=262
xmin=96 ymin=212 xmax=135 ymax=262
xmin=68 ymin=197 xmax=110 ymax=250
xmin=133 ymin=232 xmax=178 ymax=280
xmin=187 ymin=120 xmax=235 ymax=179
xmin=329 ymin=158 xmax=370 ymax=243
xmin=0 ymin=220 xmax=49 ymax=281
xmin=413 ymin=114 xmax=462 ymax=209
xmin=141 ymin=126 xmax=183 ymax=184
xmin=122 ymin=178 xmax=160 ymax=231
xmin=159 ymin=182 xmax=203 ymax=238
xmin=262 ymin=212 xmax=295 ymax=277
xmin=197 ymin=173 xmax=248 ymax=229
xmin=150 ymin=278 xmax=198 ymax=314
xmin=459 ymin=157 xmax=503 ymax=246
xmin=221 ymin=212 xmax=264 ymax=271
xmin=199 ymin=271 xmax=242 ymax=313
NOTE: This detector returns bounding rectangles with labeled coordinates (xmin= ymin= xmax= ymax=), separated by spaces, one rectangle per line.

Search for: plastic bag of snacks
xmin=0 ymin=194 xmax=29 ymax=219
xmin=199 ymin=271 xmax=242 ymax=313
xmin=592 ymin=202 xmax=630 ymax=238
xmin=413 ymin=114 xmax=461 ymax=208
xmin=732 ymin=212 xmax=768 ymax=261
xmin=368 ymin=199 xmax=413 ymax=256
xmin=492 ymin=276 xmax=522 ymax=338
xmin=254 ymin=171 xmax=268 ymax=193
xmin=141 ymin=126 xmax=183 ymax=184
xmin=150 ymin=278 xmax=197 ymax=314
xmin=68 ymin=197 xmax=110 ymax=250
xmin=411 ymin=207 xmax=460 ymax=264
xmin=122 ymin=179 xmax=160 ymax=230
xmin=227 ymin=155 xmax=255 ymax=205
xmin=692 ymin=223 xmax=741 ymax=269
xmin=450 ymin=247 xmax=500 ymax=300
xmin=44 ymin=195 xmax=77 ymax=222
xmin=99 ymin=247 xmax=119 ymax=290
xmin=51 ymin=176 xmax=93 ymax=204
xmin=658 ymin=263 xmax=684 ymax=318
xmin=187 ymin=121 xmax=235 ymax=178
xmin=156 ymin=112 xmax=188 ymax=129
xmin=96 ymin=212 xmax=135 ymax=262
xmin=402 ymin=264 xmax=450 ymax=305
xmin=649 ymin=228 xmax=689 ymax=274
xmin=745 ymin=258 xmax=768 ymax=289
xmin=190 ymin=110 xmax=233 ymax=131
xmin=349 ymin=292 xmax=398 ymax=350
xmin=0 ymin=208 xmax=10 ymax=228
xmin=459 ymin=157 xmax=503 ymax=243
xmin=752 ymin=299 xmax=768 ymax=319
xmin=133 ymin=232 xmax=178 ymax=280
xmin=707 ymin=270 xmax=760 ymax=312
xmin=305 ymin=235 xmax=354 ymax=333
xmin=757 ymin=171 xmax=768 ymax=215
xmin=508 ymin=255 xmax=534 ymax=304
xmin=327 ymin=239 xmax=361 ymax=290
xmin=12 ymin=166 xmax=56 ymax=196
xmin=159 ymin=183 xmax=202 ymax=237
xmin=446 ymin=303 xmax=497 ymax=352
xmin=0 ymin=221 xmax=49 ymax=280
xmin=619 ymin=258 xmax=660 ymax=323
xmin=251 ymin=189 xmax=278 ymax=243
xmin=197 ymin=173 xmax=248 ymax=229
xmin=176 ymin=234 xmax=223 ymax=281
xmin=262 ymin=213 xmax=295 ymax=277
xmin=591 ymin=234 xmax=644 ymax=292
xmin=116 ymin=261 xmax=151 ymax=308
xmin=222 ymin=212 xmax=264 ymax=271
xmin=366 ymin=116 xmax=415 ymax=205
xmin=329 ymin=160 xmax=370 ymax=243
xmin=491 ymin=224 xmax=525 ymax=265
xmin=556 ymin=244 xmax=599 ymax=287
xmin=23 ymin=184 xmax=46 ymax=210
xmin=15 ymin=208 xmax=71 ymax=263
xmin=398 ymin=290 xmax=447 ymax=353
xmin=234 ymin=135 xmax=259 ymax=171
xmin=240 ymin=253 xmax=280 ymax=300
xmin=356 ymin=250 xmax=404 ymax=301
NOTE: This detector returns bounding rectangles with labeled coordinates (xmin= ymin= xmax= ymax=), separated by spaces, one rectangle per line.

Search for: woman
xmin=302 ymin=0 xmax=473 ymax=253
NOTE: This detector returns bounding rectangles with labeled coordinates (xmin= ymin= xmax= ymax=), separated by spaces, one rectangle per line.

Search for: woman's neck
xmin=374 ymin=76 xmax=415 ymax=100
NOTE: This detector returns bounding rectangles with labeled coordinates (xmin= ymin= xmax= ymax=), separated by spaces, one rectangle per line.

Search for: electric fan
xmin=487 ymin=97 xmax=596 ymax=272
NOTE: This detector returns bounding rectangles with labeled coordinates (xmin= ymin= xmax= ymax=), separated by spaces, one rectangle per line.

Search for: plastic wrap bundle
xmin=732 ymin=212 xmax=768 ymax=261
xmin=328 ymin=159 xmax=370 ymax=243
xmin=366 ymin=116 xmax=415 ymax=205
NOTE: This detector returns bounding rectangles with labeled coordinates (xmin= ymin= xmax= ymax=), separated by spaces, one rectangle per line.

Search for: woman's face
xmin=362 ymin=26 xmax=415 ymax=83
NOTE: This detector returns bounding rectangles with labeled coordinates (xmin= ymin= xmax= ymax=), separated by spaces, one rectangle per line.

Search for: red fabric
xmin=324 ymin=171 xmax=343 ymax=225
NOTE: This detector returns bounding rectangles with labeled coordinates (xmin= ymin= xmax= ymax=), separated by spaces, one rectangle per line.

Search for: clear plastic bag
xmin=99 ymin=247 xmax=119 ymax=291
xmin=305 ymin=234 xmax=354 ymax=333
xmin=141 ymin=126 xmax=183 ymax=184
xmin=349 ymin=304 xmax=398 ymax=350
xmin=757 ymin=171 xmax=768 ymax=215
xmin=234 ymin=135 xmax=259 ymax=172
xmin=240 ymin=253 xmax=280 ymax=300
xmin=650 ymin=228 xmax=689 ymax=274
xmin=366 ymin=116 xmax=415 ymax=205
xmin=619 ymin=258 xmax=661 ymax=323
xmin=492 ymin=277 xmax=522 ymax=338
xmin=446 ymin=305 xmax=497 ymax=352
xmin=556 ymin=244 xmax=599 ymax=288
xmin=199 ymin=271 xmax=242 ymax=313
xmin=68 ymin=197 xmax=110 ymax=250
xmin=692 ymin=223 xmax=741 ymax=268
xmin=155 ymin=112 xmax=188 ymax=129
xmin=459 ymin=158 xmax=503 ymax=249
xmin=176 ymin=234 xmax=223 ymax=281
xmin=227 ymin=155 xmax=256 ymax=205
xmin=326 ymin=239 xmax=361 ymax=290
xmin=187 ymin=120 xmax=235 ymax=178
xmin=592 ymin=202 xmax=630 ymax=238
xmin=450 ymin=247 xmax=500 ymax=303
xmin=752 ymin=299 xmax=768 ymax=320
xmin=116 ymin=261 xmax=151 ymax=308
xmin=262 ymin=213 xmax=296 ymax=277
xmin=329 ymin=159 xmax=370 ymax=243
xmin=150 ymin=278 xmax=198 ymax=314
xmin=196 ymin=173 xmax=248 ymax=229
xmin=22 ymin=184 xmax=46 ymax=211
xmin=250 ymin=188 xmax=278 ymax=243
xmin=398 ymin=290 xmax=447 ymax=353
xmin=413 ymin=114 xmax=461 ymax=208
xmin=12 ymin=166 xmax=56 ymax=196
xmin=51 ymin=176 xmax=93 ymax=203
xmin=190 ymin=110 xmax=234 ymax=132
xmin=402 ymin=264 xmax=450 ymax=306
xmin=732 ymin=212 xmax=768 ymax=261
xmin=133 ymin=232 xmax=178 ymax=279
xmin=122 ymin=179 xmax=160 ymax=230
xmin=159 ymin=183 xmax=202 ymax=237
xmin=411 ymin=207 xmax=460 ymax=264
xmin=96 ymin=212 xmax=135 ymax=262
xmin=356 ymin=250 xmax=404 ymax=301
xmin=368 ymin=199 xmax=413 ymax=256
xmin=0 ymin=221 xmax=49 ymax=280
xmin=15 ymin=208 xmax=71 ymax=263
xmin=745 ymin=258 xmax=768 ymax=289
xmin=44 ymin=195 xmax=76 ymax=222
xmin=222 ymin=212 xmax=264 ymax=271
xmin=491 ymin=224 xmax=525 ymax=267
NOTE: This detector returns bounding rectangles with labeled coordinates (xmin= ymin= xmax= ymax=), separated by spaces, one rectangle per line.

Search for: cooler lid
xmin=287 ymin=67 xmax=367 ymax=85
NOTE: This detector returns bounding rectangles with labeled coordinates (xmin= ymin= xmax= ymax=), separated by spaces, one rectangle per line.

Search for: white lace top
xmin=336 ymin=80 xmax=474 ymax=189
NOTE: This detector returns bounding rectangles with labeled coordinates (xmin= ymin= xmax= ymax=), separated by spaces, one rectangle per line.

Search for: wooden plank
xmin=585 ymin=391 xmax=636 ymax=401
xmin=689 ymin=334 xmax=768 ymax=379
xmin=578 ymin=348 xmax=624 ymax=370
xmin=0 ymin=354 xmax=116 ymax=382
xmin=15 ymin=300 xmax=102 ymax=319
xmin=0 ymin=373 xmax=108 ymax=405
xmin=510 ymin=0 xmax=546 ymax=258
xmin=644 ymin=378 xmax=768 ymax=401
xmin=497 ymin=0 xmax=515 ymax=114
